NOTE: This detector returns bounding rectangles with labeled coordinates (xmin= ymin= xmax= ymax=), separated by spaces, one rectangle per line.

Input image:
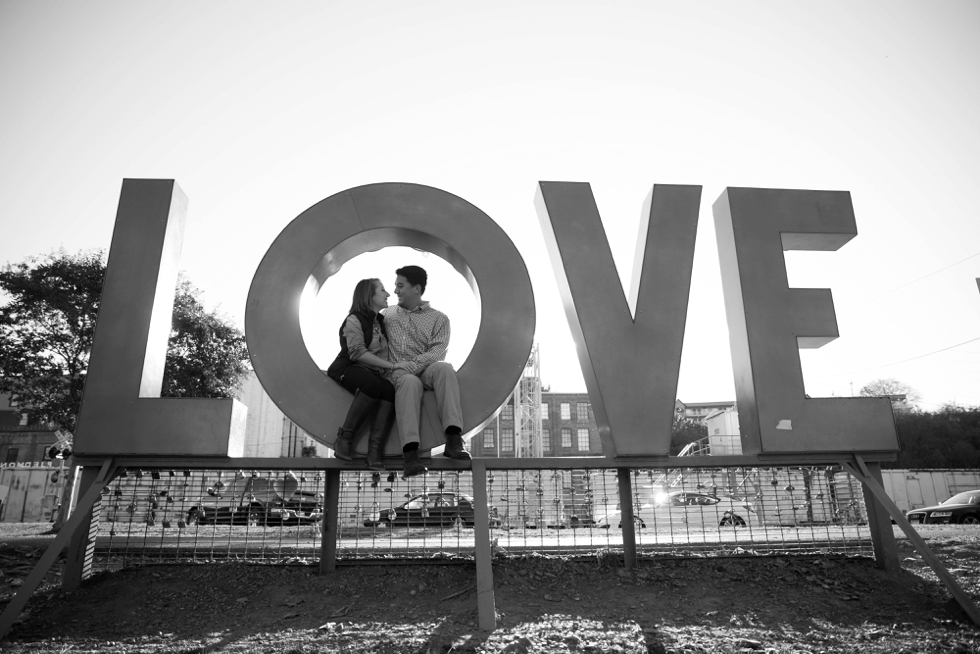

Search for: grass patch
xmin=0 ymin=522 xmax=57 ymax=540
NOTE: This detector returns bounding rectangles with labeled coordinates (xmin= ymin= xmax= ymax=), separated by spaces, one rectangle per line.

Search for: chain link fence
xmin=86 ymin=464 xmax=873 ymax=573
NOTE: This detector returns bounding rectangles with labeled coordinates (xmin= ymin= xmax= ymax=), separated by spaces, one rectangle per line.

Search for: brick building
xmin=472 ymin=391 xmax=601 ymax=458
xmin=0 ymin=394 xmax=66 ymax=523
xmin=674 ymin=399 xmax=735 ymax=423
xmin=0 ymin=394 xmax=61 ymax=464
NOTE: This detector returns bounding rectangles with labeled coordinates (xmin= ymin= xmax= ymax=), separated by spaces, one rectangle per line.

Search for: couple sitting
xmin=325 ymin=265 xmax=471 ymax=478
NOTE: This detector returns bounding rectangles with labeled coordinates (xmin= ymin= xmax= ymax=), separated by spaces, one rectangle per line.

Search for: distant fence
xmin=881 ymin=469 xmax=980 ymax=513
xmin=0 ymin=464 xmax=67 ymax=523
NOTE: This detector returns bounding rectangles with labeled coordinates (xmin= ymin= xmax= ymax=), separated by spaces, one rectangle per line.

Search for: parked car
xmin=905 ymin=490 xmax=980 ymax=525
xmin=363 ymin=492 xmax=500 ymax=528
xmin=594 ymin=491 xmax=754 ymax=529
xmin=187 ymin=473 xmax=322 ymax=526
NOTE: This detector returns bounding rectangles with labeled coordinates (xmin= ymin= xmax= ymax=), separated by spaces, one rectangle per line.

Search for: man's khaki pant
xmin=391 ymin=362 xmax=463 ymax=447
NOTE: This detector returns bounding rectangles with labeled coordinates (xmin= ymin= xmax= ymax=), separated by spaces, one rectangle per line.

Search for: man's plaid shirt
xmin=382 ymin=301 xmax=451 ymax=375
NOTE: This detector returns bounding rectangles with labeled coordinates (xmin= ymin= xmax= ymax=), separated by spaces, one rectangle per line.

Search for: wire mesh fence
xmin=86 ymin=464 xmax=873 ymax=573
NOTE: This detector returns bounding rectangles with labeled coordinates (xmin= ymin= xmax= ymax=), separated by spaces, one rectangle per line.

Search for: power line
xmin=858 ymin=251 xmax=980 ymax=304
xmin=848 ymin=336 xmax=980 ymax=374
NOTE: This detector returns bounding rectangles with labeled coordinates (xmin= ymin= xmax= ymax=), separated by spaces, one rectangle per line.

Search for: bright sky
xmin=2 ymin=1 xmax=978 ymax=411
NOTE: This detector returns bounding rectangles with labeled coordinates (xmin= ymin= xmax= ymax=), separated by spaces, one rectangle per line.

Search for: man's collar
xmin=394 ymin=300 xmax=430 ymax=313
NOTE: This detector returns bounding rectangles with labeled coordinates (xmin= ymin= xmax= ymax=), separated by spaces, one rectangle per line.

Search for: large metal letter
xmin=246 ymin=183 xmax=535 ymax=455
xmin=713 ymin=188 xmax=897 ymax=453
xmin=535 ymin=183 xmax=702 ymax=457
xmin=74 ymin=180 xmax=247 ymax=456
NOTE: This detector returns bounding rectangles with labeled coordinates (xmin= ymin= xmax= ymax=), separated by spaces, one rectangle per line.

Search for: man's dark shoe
xmin=402 ymin=449 xmax=428 ymax=479
xmin=443 ymin=432 xmax=472 ymax=460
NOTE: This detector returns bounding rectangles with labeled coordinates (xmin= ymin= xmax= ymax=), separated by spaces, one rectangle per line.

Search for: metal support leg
xmin=320 ymin=469 xmax=341 ymax=574
xmin=0 ymin=459 xmax=115 ymax=640
xmin=856 ymin=460 xmax=899 ymax=571
xmin=63 ymin=465 xmax=106 ymax=591
xmin=472 ymin=460 xmax=496 ymax=630
xmin=617 ymin=468 xmax=636 ymax=569
xmin=844 ymin=456 xmax=980 ymax=625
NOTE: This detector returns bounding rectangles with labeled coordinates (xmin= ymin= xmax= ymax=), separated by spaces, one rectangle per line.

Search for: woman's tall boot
xmin=365 ymin=400 xmax=394 ymax=471
xmin=335 ymin=390 xmax=376 ymax=462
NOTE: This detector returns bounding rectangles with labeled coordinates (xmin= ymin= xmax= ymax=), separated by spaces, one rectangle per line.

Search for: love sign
xmin=74 ymin=179 xmax=897 ymax=458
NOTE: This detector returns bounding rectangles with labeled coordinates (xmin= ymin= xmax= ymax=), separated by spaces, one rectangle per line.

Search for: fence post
xmin=617 ymin=468 xmax=636 ymax=569
xmin=320 ymin=468 xmax=341 ymax=574
xmin=472 ymin=460 xmax=496 ymax=630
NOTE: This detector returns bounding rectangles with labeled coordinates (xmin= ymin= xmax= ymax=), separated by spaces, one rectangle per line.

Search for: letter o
xmin=245 ymin=183 xmax=535 ymax=456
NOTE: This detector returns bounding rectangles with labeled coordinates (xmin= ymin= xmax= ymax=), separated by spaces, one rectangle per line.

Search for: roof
xmin=677 ymin=400 xmax=735 ymax=409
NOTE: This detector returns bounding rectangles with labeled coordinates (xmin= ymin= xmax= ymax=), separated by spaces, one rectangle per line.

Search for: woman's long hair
xmin=349 ymin=278 xmax=382 ymax=316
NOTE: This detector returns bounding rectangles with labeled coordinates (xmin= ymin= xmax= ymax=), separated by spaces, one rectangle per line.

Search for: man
xmin=384 ymin=265 xmax=471 ymax=478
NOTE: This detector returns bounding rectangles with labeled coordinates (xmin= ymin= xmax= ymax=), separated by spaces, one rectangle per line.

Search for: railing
xmin=41 ymin=452 xmax=980 ymax=634
xmin=83 ymin=461 xmax=873 ymax=574
xmin=676 ymin=437 xmax=711 ymax=457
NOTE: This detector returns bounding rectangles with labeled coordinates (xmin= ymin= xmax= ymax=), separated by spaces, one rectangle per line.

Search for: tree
xmin=0 ymin=250 xmax=250 ymax=432
xmin=670 ymin=413 xmax=708 ymax=455
xmin=162 ymin=277 xmax=250 ymax=399
xmin=0 ymin=249 xmax=104 ymax=432
xmin=884 ymin=405 xmax=980 ymax=469
xmin=859 ymin=378 xmax=921 ymax=412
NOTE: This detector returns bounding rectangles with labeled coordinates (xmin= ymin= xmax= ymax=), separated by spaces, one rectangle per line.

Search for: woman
xmin=326 ymin=278 xmax=408 ymax=470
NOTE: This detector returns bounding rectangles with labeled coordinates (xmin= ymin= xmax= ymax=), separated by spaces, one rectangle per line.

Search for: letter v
xmin=535 ymin=183 xmax=701 ymax=456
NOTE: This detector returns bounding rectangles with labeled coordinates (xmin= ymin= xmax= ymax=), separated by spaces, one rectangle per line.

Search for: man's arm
xmin=408 ymin=313 xmax=450 ymax=374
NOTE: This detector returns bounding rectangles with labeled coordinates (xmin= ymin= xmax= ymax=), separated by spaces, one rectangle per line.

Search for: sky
xmin=1 ymin=1 xmax=979 ymax=412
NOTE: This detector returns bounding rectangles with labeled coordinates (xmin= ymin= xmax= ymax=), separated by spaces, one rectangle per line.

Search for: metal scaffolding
xmin=514 ymin=344 xmax=543 ymax=458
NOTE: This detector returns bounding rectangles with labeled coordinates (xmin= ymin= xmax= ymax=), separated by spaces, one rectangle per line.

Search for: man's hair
xmin=396 ymin=265 xmax=427 ymax=294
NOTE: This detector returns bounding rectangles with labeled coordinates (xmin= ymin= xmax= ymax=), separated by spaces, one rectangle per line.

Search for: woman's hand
xmin=390 ymin=361 xmax=410 ymax=372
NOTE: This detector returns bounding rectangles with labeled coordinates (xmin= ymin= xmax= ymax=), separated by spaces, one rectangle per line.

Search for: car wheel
xmin=721 ymin=515 xmax=746 ymax=527
xmin=960 ymin=515 xmax=980 ymax=525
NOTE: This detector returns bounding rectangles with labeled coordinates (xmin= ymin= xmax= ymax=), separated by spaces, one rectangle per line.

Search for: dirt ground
xmin=1 ymin=527 xmax=979 ymax=653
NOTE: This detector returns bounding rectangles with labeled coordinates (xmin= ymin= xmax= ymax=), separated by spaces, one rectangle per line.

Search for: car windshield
xmin=942 ymin=492 xmax=979 ymax=506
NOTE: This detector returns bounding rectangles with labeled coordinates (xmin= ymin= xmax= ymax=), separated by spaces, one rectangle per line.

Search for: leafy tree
xmin=163 ymin=277 xmax=250 ymax=398
xmin=884 ymin=405 xmax=980 ymax=469
xmin=859 ymin=378 xmax=921 ymax=412
xmin=0 ymin=250 xmax=250 ymax=433
xmin=0 ymin=250 xmax=104 ymax=432
xmin=669 ymin=413 xmax=708 ymax=455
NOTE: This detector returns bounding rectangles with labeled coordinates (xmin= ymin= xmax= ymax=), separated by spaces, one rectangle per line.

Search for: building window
xmin=501 ymin=429 xmax=514 ymax=452
xmin=577 ymin=428 xmax=590 ymax=451
xmin=483 ymin=427 xmax=494 ymax=448
xmin=577 ymin=403 xmax=589 ymax=421
xmin=19 ymin=413 xmax=28 ymax=426
xmin=5 ymin=448 xmax=19 ymax=463
xmin=561 ymin=428 xmax=572 ymax=448
xmin=542 ymin=403 xmax=549 ymax=421
xmin=502 ymin=404 xmax=514 ymax=420
xmin=542 ymin=431 xmax=550 ymax=452
xmin=560 ymin=403 xmax=571 ymax=420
